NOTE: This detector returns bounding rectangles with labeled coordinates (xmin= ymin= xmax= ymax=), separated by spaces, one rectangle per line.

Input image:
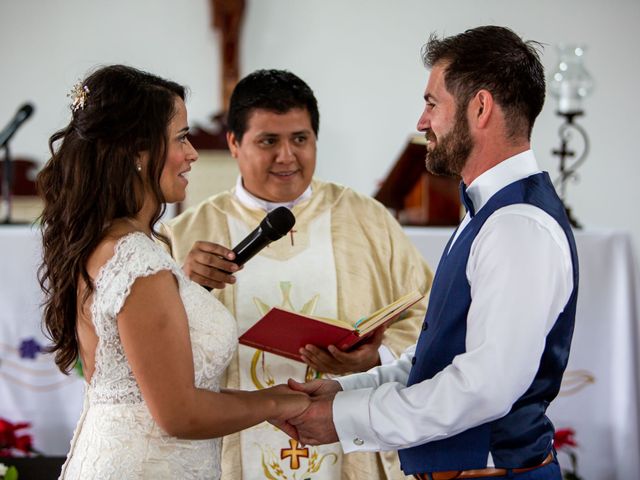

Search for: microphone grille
xmin=18 ymin=103 xmax=35 ymax=121
xmin=263 ymin=206 xmax=296 ymax=239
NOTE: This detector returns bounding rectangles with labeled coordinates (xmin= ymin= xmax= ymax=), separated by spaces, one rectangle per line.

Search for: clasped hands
xmin=270 ymin=378 xmax=342 ymax=446
xmin=270 ymin=327 xmax=386 ymax=444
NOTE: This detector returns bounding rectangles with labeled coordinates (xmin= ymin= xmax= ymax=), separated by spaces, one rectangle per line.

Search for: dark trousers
xmin=418 ymin=460 xmax=561 ymax=480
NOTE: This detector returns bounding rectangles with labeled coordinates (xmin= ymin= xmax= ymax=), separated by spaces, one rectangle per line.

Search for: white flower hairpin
xmin=68 ymin=81 xmax=90 ymax=112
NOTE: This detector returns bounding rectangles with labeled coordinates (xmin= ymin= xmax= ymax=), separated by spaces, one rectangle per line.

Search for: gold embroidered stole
xmin=229 ymin=207 xmax=343 ymax=479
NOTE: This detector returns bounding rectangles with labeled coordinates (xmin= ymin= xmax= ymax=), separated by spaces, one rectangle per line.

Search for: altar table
xmin=1 ymin=225 xmax=638 ymax=479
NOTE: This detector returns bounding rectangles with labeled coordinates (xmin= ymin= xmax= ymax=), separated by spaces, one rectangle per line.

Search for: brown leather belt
xmin=413 ymin=452 xmax=554 ymax=480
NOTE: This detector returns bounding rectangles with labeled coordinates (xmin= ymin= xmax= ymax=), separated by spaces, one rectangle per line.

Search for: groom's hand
xmin=288 ymin=393 xmax=339 ymax=445
xmin=269 ymin=418 xmax=301 ymax=442
xmin=264 ymin=384 xmax=310 ymax=441
xmin=287 ymin=378 xmax=342 ymax=397
xmin=272 ymin=379 xmax=342 ymax=444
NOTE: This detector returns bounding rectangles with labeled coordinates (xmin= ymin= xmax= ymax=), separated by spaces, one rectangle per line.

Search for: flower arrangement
xmin=0 ymin=418 xmax=38 ymax=457
xmin=554 ymin=428 xmax=583 ymax=480
xmin=0 ymin=462 xmax=18 ymax=480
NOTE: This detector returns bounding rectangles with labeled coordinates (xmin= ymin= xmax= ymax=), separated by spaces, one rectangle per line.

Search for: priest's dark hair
xmin=37 ymin=64 xmax=185 ymax=373
xmin=422 ymin=25 xmax=545 ymax=140
xmin=227 ymin=69 xmax=319 ymax=141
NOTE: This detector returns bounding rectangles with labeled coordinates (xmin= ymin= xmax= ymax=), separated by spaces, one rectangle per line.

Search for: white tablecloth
xmin=0 ymin=225 xmax=84 ymax=456
xmin=1 ymin=225 xmax=639 ymax=479
xmin=405 ymin=226 xmax=640 ymax=480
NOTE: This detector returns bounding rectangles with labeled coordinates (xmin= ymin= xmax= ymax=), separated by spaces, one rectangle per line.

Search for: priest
xmin=160 ymin=69 xmax=433 ymax=480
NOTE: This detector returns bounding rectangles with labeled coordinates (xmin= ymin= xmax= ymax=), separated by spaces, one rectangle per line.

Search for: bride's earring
xmin=136 ymin=163 xmax=142 ymax=172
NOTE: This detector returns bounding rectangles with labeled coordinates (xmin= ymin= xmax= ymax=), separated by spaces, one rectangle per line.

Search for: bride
xmin=37 ymin=65 xmax=309 ymax=479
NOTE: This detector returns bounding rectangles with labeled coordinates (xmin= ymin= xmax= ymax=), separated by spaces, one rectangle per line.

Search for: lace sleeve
xmin=93 ymin=233 xmax=181 ymax=322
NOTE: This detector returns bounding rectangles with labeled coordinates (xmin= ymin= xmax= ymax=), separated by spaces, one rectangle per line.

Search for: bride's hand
xmin=263 ymin=384 xmax=311 ymax=422
xmin=261 ymin=384 xmax=310 ymax=440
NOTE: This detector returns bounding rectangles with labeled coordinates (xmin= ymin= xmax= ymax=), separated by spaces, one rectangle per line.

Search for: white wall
xmin=2 ymin=0 xmax=639 ymax=252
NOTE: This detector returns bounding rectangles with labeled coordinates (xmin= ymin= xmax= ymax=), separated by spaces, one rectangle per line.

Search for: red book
xmin=239 ymin=290 xmax=424 ymax=362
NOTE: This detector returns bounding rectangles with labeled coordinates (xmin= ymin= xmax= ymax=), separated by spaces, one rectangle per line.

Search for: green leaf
xmin=5 ymin=465 xmax=19 ymax=480
xmin=73 ymin=357 xmax=84 ymax=378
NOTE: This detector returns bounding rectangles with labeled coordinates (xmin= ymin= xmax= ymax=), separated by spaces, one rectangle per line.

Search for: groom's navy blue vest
xmin=398 ymin=172 xmax=579 ymax=474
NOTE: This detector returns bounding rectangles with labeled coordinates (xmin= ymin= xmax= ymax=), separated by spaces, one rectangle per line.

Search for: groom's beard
xmin=424 ymin=109 xmax=473 ymax=177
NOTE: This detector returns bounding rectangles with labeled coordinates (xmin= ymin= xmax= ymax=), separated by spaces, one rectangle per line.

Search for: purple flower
xmin=19 ymin=338 xmax=42 ymax=359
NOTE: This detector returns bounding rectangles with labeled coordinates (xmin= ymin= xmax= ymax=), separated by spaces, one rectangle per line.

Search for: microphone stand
xmin=1 ymin=143 xmax=14 ymax=224
xmin=1 ymin=142 xmax=29 ymax=225
xmin=0 ymin=103 xmax=35 ymax=224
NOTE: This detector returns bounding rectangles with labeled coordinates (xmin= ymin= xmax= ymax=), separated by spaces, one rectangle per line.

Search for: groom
xmin=282 ymin=25 xmax=578 ymax=480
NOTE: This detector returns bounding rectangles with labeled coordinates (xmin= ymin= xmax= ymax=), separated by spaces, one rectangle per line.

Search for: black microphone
xmin=203 ymin=206 xmax=296 ymax=291
xmin=0 ymin=103 xmax=35 ymax=148
xmin=233 ymin=206 xmax=296 ymax=265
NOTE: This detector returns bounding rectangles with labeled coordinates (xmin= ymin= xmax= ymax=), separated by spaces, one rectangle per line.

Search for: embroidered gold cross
xmin=289 ymin=228 xmax=297 ymax=246
xmin=281 ymin=439 xmax=308 ymax=469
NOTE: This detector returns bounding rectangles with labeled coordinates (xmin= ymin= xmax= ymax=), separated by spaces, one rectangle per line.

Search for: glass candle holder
xmin=548 ymin=45 xmax=594 ymax=114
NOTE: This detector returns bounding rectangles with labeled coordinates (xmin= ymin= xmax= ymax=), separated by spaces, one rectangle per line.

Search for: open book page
xmin=238 ymin=289 xmax=425 ymax=362
xmin=355 ymin=290 xmax=424 ymax=334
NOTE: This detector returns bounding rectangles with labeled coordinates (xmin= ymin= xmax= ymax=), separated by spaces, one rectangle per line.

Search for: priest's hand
xmin=182 ymin=241 xmax=242 ymax=290
xmin=299 ymin=326 xmax=385 ymax=374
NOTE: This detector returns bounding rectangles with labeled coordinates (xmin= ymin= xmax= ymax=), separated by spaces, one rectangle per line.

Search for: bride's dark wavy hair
xmin=37 ymin=65 xmax=186 ymax=373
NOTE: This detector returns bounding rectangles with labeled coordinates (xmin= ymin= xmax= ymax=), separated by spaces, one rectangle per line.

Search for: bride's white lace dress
xmin=59 ymin=232 xmax=237 ymax=479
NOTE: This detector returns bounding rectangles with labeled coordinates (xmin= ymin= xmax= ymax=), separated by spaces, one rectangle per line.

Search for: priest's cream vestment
xmin=160 ymin=180 xmax=433 ymax=479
